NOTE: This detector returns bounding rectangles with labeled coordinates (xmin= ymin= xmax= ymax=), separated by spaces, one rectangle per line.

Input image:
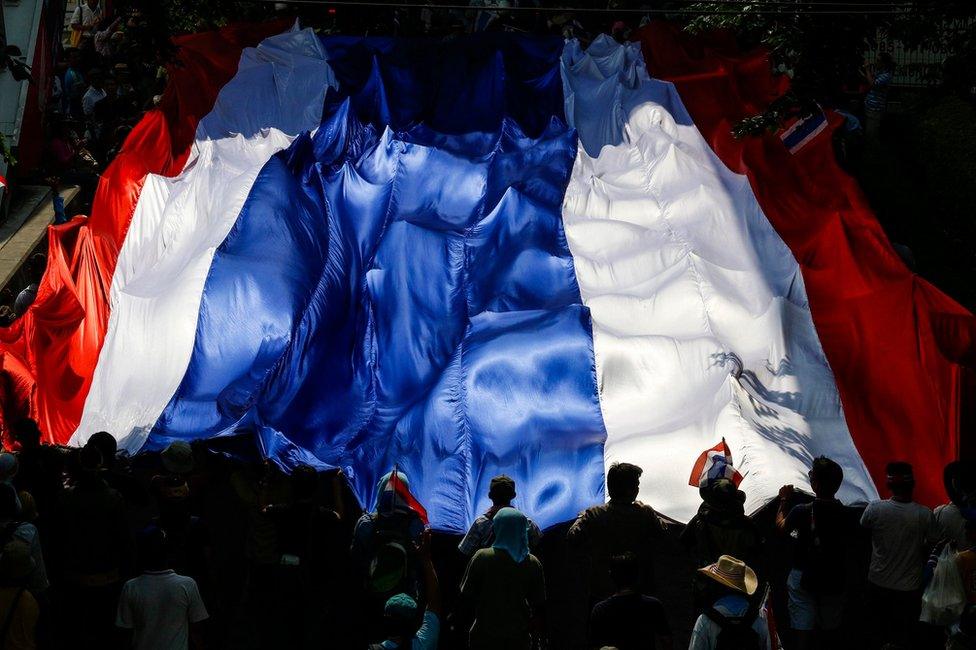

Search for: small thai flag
xmin=388 ymin=465 xmax=429 ymax=526
xmin=688 ymin=438 xmax=744 ymax=487
xmin=763 ymin=587 xmax=783 ymax=650
xmin=779 ymin=106 xmax=828 ymax=154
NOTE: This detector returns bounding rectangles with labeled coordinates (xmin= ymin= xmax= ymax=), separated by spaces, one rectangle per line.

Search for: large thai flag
xmin=1 ymin=24 xmax=972 ymax=532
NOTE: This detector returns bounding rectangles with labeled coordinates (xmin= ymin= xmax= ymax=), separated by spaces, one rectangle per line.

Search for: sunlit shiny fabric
xmin=146 ymin=36 xmax=607 ymax=533
xmin=66 ymin=31 xmax=899 ymax=533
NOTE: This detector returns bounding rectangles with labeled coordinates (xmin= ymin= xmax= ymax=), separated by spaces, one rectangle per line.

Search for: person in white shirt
xmin=860 ymin=462 xmax=939 ymax=649
xmin=69 ymin=0 xmax=104 ymax=47
xmin=458 ymin=475 xmax=541 ymax=557
xmin=935 ymin=460 xmax=976 ymax=551
xmin=689 ymin=554 xmax=773 ymax=650
xmin=117 ymin=526 xmax=208 ymax=650
xmin=82 ymin=71 xmax=108 ymax=117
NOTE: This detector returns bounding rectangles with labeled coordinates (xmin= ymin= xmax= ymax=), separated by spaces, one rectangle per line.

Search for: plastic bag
xmin=920 ymin=545 xmax=967 ymax=625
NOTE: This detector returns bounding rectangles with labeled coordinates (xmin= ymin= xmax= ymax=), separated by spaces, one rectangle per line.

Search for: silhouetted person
xmin=372 ymin=530 xmax=441 ymax=650
xmin=567 ymin=462 xmax=665 ymax=601
xmin=54 ymin=443 xmax=131 ymax=649
xmin=459 ymin=508 xmax=546 ymax=650
xmin=589 ymin=552 xmax=672 ymax=650
xmin=0 ymin=485 xmax=47 ymax=598
xmin=860 ymin=462 xmax=939 ymax=649
xmin=459 ymin=475 xmax=541 ymax=557
xmin=10 ymin=419 xmax=62 ymax=521
xmin=259 ymin=465 xmax=344 ymax=648
xmin=956 ymin=517 xmax=976 ymax=605
xmin=152 ymin=473 xmax=211 ymax=604
xmin=352 ymin=470 xmax=426 ymax=600
xmin=689 ymin=555 xmax=771 ymax=649
xmin=936 ymin=461 xmax=976 ymax=551
xmin=776 ymin=456 xmax=859 ymax=650
xmin=90 ymin=431 xmax=146 ymax=506
xmin=0 ymin=539 xmax=40 ymax=650
xmin=682 ymin=477 xmax=764 ymax=610
xmin=862 ymin=51 xmax=895 ymax=143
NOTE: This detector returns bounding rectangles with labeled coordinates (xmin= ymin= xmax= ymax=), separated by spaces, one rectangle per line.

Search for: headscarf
xmin=375 ymin=470 xmax=412 ymax=514
xmin=491 ymin=507 xmax=529 ymax=563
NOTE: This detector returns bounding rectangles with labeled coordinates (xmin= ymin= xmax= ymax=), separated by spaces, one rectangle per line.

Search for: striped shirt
xmin=865 ymin=70 xmax=893 ymax=112
xmin=458 ymin=512 xmax=541 ymax=556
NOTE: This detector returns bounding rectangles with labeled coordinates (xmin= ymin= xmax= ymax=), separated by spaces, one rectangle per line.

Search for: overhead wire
xmin=238 ymin=0 xmax=914 ymax=16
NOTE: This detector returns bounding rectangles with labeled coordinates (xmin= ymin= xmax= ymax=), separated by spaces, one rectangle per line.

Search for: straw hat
xmin=697 ymin=555 xmax=758 ymax=596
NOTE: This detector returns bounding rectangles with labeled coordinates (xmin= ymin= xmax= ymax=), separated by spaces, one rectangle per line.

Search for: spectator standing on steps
xmin=69 ymin=0 xmax=104 ymax=48
xmin=862 ymin=52 xmax=895 ymax=144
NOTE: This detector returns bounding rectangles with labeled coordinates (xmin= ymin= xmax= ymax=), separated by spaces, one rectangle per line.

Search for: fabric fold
xmin=560 ymin=35 xmax=876 ymax=521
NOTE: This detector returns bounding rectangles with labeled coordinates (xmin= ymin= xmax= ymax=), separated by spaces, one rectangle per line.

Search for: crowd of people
xmin=0 ymin=0 xmax=170 ymax=322
xmin=50 ymin=1 xmax=167 ymax=192
xmin=0 ymin=414 xmax=972 ymax=650
xmin=1 ymin=3 xmax=963 ymax=650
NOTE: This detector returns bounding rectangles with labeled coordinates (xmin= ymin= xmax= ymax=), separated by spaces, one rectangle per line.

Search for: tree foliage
xmin=684 ymin=0 xmax=976 ymax=132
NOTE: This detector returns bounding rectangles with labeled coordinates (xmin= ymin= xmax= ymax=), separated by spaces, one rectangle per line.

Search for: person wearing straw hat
xmin=689 ymin=555 xmax=771 ymax=650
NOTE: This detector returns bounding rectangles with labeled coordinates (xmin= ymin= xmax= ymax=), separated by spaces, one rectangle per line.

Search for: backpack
xmin=366 ymin=511 xmax=417 ymax=596
xmin=799 ymin=503 xmax=845 ymax=595
xmin=704 ymin=601 xmax=763 ymax=650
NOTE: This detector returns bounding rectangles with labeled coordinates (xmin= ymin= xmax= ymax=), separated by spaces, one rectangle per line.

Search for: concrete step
xmin=0 ymin=184 xmax=80 ymax=292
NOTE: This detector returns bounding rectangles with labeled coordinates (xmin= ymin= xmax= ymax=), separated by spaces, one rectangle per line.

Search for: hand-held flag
xmin=689 ymin=438 xmax=744 ymax=488
xmin=388 ymin=465 xmax=429 ymax=526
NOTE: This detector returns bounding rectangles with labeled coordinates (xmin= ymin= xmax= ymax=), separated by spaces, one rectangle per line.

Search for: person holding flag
xmin=681 ymin=440 xmax=764 ymax=612
xmin=351 ymin=467 xmax=430 ymax=639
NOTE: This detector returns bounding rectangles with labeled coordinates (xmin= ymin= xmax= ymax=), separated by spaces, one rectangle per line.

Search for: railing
xmin=866 ymin=17 xmax=975 ymax=87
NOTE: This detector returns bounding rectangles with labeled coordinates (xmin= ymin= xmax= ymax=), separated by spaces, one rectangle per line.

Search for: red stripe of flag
xmin=688 ymin=439 xmax=731 ymax=486
xmin=389 ymin=467 xmax=429 ymax=526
